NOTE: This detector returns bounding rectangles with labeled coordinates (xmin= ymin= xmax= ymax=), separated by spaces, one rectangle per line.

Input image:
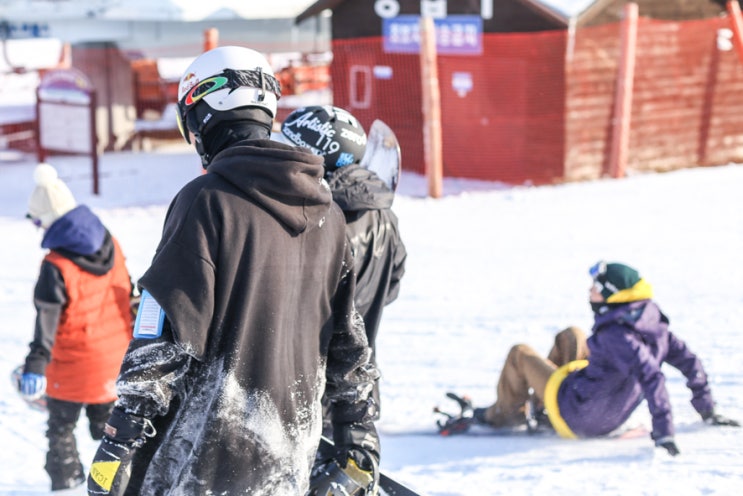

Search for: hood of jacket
xmin=592 ymin=299 xmax=668 ymax=341
xmin=208 ymin=139 xmax=329 ymax=235
xmin=41 ymin=205 xmax=113 ymax=275
xmin=325 ymin=164 xmax=394 ymax=212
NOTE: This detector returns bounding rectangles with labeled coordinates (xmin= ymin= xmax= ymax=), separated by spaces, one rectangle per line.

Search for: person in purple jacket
xmin=463 ymin=261 xmax=739 ymax=456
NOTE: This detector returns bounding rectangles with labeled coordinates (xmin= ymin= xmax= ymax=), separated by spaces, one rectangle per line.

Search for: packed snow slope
xmin=0 ymin=148 xmax=741 ymax=495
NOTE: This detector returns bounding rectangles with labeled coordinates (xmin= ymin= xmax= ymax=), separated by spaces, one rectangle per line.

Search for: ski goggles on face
xmin=25 ymin=213 xmax=42 ymax=227
xmin=175 ymin=68 xmax=281 ymax=144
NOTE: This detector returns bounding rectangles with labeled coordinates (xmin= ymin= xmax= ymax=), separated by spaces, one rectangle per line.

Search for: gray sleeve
xmin=25 ymin=261 xmax=67 ymax=375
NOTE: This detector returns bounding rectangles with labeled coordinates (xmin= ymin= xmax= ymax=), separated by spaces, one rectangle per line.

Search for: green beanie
xmin=590 ymin=261 xmax=653 ymax=303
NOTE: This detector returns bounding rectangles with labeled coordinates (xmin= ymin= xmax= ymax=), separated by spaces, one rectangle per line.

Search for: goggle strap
xmin=222 ymin=68 xmax=281 ymax=99
xmin=176 ymin=68 xmax=281 ymax=143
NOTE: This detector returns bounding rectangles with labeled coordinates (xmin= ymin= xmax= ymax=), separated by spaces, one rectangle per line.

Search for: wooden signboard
xmin=35 ymin=68 xmax=99 ymax=194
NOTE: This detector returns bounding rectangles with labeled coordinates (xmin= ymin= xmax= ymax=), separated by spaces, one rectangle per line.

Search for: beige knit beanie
xmin=27 ymin=163 xmax=77 ymax=229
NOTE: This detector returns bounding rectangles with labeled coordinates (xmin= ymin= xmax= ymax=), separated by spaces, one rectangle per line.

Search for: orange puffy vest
xmin=44 ymin=237 xmax=133 ymax=404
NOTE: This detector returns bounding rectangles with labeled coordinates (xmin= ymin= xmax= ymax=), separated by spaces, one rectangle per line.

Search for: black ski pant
xmin=45 ymin=397 xmax=114 ymax=491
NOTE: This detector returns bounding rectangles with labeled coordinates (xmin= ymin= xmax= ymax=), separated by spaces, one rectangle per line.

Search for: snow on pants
xmin=45 ymin=397 xmax=114 ymax=490
xmin=482 ymin=326 xmax=588 ymax=427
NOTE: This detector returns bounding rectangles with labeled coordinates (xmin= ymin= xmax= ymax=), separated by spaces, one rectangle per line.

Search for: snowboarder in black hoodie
xmin=87 ymin=47 xmax=380 ymax=496
xmin=281 ymin=105 xmax=407 ymax=433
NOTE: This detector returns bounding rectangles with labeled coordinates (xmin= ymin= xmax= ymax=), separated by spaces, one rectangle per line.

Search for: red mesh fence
xmin=332 ymin=16 xmax=743 ymax=184
xmin=331 ymin=30 xmax=567 ymax=184
xmin=565 ymin=16 xmax=743 ymax=181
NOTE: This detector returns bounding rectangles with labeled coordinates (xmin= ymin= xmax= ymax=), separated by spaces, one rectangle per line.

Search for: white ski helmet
xmin=176 ymin=46 xmax=281 ymax=144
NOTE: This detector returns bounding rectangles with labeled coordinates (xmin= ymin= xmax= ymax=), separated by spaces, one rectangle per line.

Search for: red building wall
xmin=332 ymin=15 xmax=743 ymax=185
xmin=331 ymin=30 xmax=566 ymax=184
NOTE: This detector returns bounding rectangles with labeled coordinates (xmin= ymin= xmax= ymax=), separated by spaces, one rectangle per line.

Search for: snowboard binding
xmin=435 ymin=392 xmax=554 ymax=436
xmin=434 ymin=392 xmax=476 ymax=436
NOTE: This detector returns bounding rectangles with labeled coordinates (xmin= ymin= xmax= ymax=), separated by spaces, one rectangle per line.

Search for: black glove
xmin=334 ymin=422 xmax=380 ymax=466
xmin=87 ymin=407 xmax=156 ymax=496
xmin=308 ymin=444 xmax=379 ymax=496
xmin=307 ymin=422 xmax=380 ymax=496
xmin=654 ymin=436 xmax=680 ymax=457
xmin=702 ymin=411 xmax=741 ymax=427
xmin=338 ymin=445 xmax=378 ymax=473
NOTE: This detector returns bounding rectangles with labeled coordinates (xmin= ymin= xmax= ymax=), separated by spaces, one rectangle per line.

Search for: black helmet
xmin=281 ymin=105 xmax=367 ymax=171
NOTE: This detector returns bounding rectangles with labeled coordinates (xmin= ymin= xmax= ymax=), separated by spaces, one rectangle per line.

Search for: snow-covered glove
xmin=87 ymin=407 xmax=156 ymax=496
xmin=308 ymin=443 xmax=379 ymax=496
xmin=655 ymin=436 xmax=680 ymax=457
xmin=702 ymin=411 xmax=740 ymax=427
xmin=308 ymin=422 xmax=380 ymax=496
xmin=18 ymin=373 xmax=46 ymax=399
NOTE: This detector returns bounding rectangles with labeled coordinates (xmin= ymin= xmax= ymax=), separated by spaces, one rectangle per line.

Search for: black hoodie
xmin=115 ymin=139 xmax=378 ymax=495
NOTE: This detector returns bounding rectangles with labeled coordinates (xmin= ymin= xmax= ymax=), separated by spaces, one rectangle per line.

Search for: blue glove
xmin=19 ymin=373 xmax=46 ymax=399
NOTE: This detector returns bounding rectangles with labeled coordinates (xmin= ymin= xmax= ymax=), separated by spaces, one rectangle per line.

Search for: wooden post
xmin=57 ymin=43 xmax=72 ymax=68
xmin=90 ymin=90 xmax=99 ymax=195
xmin=608 ymin=3 xmax=638 ymax=179
xmin=204 ymin=28 xmax=219 ymax=52
xmin=727 ymin=1 xmax=743 ymax=66
xmin=419 ymin=16 xmax=443 ymax=198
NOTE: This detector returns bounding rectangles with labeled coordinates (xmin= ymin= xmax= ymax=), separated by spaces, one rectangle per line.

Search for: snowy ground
xmin=0 ymin=146 xmax=741 ymax=495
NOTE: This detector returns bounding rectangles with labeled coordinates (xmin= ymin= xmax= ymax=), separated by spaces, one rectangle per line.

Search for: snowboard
xmin=360 ymin=119 xmax=401 ymax=192
xmin=319 ymin=436 xmax=421 ymax=496
xmin=433 ymin=421 xmax=649 ymax=440
xmin=10 ymin=364 xmax=47 ymax=412
xmin=432 ymin=391 xmax=548 ymax=437
xmin=434 ymin=392 xmax=648 ymax=439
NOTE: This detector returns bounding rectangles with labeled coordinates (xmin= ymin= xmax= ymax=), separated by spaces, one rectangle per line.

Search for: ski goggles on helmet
xmin=25 ymin=213 xmax=42 ymax=228
xmin=589 ymin=260 xmax=609 ymax=293
xmin=589 ymin=260 xmax=607 ymax=280
xmin=175 ymin=67 xmax=281 ymax=144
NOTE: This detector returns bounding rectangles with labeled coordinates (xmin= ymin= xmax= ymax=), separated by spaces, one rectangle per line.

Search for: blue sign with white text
xmin=383 ymin=15 xmax=482 ymax=55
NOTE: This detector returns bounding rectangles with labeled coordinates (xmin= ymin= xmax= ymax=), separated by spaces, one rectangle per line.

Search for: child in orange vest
xmin=19 ymin=163 xmax=133 ymax=491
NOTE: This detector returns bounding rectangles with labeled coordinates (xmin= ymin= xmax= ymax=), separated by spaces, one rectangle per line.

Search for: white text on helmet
xmin=340 ymin=128 xmax=367 ymax=146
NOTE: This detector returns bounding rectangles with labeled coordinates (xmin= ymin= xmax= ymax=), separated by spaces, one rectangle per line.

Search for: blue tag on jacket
xmin=133 ymin=289 xmax=165 ymax=339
